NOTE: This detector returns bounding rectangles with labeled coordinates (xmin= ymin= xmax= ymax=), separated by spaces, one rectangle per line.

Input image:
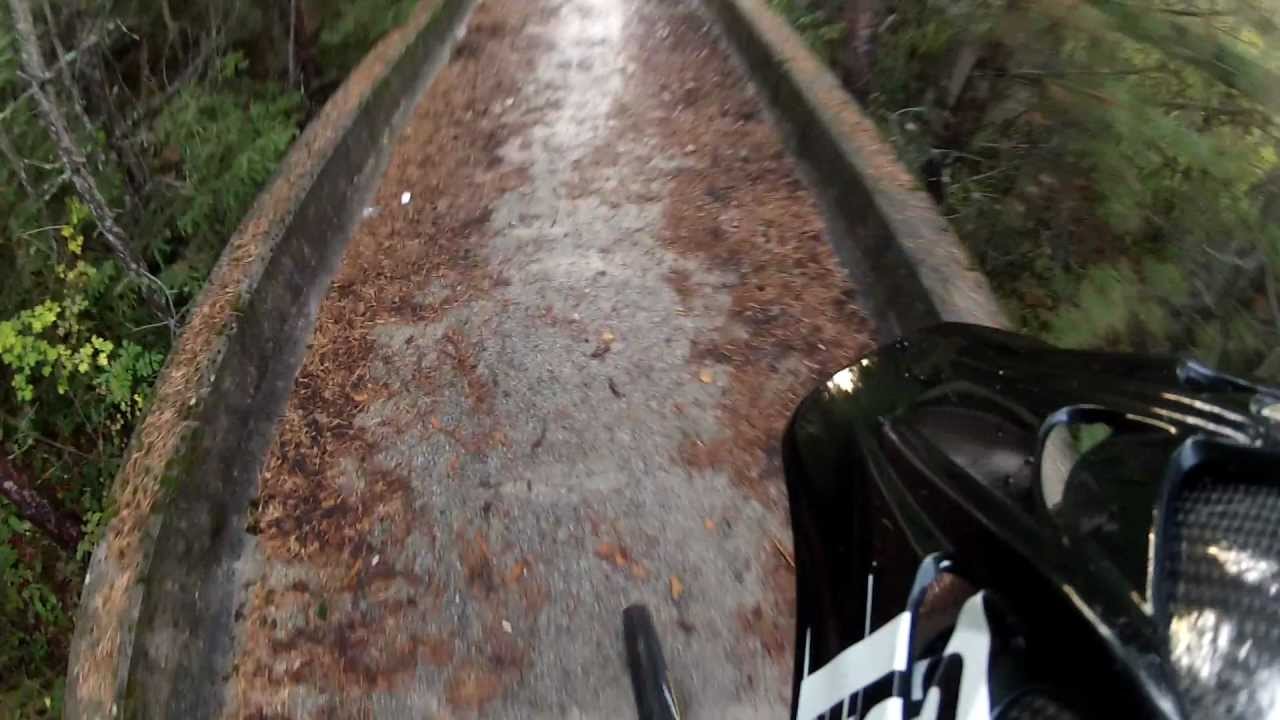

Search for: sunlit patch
xmin=1169 ymin=608 xmax=1280 ymax=718
xmin=827 ymin=366 xmax=861 ymax=394
xmin=1207 ymin=544 xmax=1280 ymax=597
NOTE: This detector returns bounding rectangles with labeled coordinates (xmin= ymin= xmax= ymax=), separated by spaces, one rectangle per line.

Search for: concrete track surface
xmin=227 ymin=0 xmax=870 ymax=716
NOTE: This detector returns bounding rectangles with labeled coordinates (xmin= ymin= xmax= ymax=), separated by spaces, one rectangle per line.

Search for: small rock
xmin=502 ymin=620 xmax=513 ymax=634
xmin=400 ymin=191 xmax=412 ymax=205
xmin=698 ymin=369 xmax=714 ymax=384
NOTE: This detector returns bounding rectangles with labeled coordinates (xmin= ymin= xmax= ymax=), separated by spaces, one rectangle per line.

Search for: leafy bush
xmin=0 ymin=0 xmax=413 ymax=712
xmin=150 ymin=53 xmax=302 ymax=297
xmin=780 ymin=0 xmax=1280 ymax=378
xmin=311 ymin=0 xmax=419 ymax=87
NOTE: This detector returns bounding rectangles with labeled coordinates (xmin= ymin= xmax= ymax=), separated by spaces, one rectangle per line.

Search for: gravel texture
xmin=228 ymin=0 xmax=871 ymax=717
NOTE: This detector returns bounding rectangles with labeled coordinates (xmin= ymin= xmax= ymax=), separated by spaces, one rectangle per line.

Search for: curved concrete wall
xmin=702 ymin=0 xmax=1009 ymax=335
xmin=64 ymin=1 xmax=475 ymax=716
xmin=64 ymin=0 xmax=1005 ymax=716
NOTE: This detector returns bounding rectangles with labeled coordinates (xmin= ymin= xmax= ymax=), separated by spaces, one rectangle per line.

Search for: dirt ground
xmin=226 ymin=0 xmax=871 ymax=716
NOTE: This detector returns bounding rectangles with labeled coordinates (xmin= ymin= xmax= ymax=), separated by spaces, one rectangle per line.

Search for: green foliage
xmin=0 ymin=203 xmax=162 ymax=420
xmin=0 ymin=203 xmax=162 ymax=712
xmin=0 ymin=509 xmax=69 ymax=719
xmin=784 ymin=0 xmax=1280 ymax=379
xmin=0 ymin=0 xmax=413 ymax=709
xmin=311 ymin=0 xmax=419 ymax=86
xmin=769 ymin=0 xmax=848 ymax=62
xmin=153 ymin=62 xmax=302 ymax=250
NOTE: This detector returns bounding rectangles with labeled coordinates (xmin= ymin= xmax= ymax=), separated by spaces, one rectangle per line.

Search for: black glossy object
xmin=623 ymin=604 xmax=682 ymax=720
xmin=782 ymin=323 xmax=1280 ymax=719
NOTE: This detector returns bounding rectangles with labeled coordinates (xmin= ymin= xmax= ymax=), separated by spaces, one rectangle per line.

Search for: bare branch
xmin=7 ymin=0 xmax=174 ymax=326
xmin=0 ymin=22 xmax=116 ymax=123
xmin=122 ymin=38 xmax=215 ymax=130
xmin=0 ymin=453 xmax=83 ymax=552
xmin=0 ymin=127 xmax=34 ymax=196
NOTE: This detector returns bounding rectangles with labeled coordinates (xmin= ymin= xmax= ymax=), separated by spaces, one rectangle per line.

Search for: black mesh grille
xmin=1166 ymin=481 xmax=1280 ymax=719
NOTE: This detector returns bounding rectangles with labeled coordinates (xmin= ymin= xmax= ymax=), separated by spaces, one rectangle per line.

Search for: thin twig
xmin=1203 ymin=244 xmax=1257 ymax=269
xmin=771 ymin=536 xmax=795 ymax=569
xmin=0 ymin=127 xmax=34 ymax=195
xmin=19 ymin=224 xmax=69 ymax=237
xmin=0 ymin=24 xmax=116 ymax=123
xmin=0 ymin=414 xmax=95 ymax=460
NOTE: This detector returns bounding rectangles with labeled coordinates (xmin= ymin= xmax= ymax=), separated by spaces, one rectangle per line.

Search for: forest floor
xmin=226 ymin=0 xmax=870 ymax=716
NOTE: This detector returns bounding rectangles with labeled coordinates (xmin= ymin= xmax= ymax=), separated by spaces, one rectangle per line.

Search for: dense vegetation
xmin=771 ymin=0 xmax=1280 ymax=375
xmin=0 ymin=0 xmax=413 ymax=714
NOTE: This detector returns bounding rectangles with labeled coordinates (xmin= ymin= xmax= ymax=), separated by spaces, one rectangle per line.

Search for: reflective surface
xmin=783 ymin=323 xmax=1280 ymax=719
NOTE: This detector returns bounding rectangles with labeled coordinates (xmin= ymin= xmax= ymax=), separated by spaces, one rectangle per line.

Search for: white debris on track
xmin=227 ymin=0 xmax=871 ymax=717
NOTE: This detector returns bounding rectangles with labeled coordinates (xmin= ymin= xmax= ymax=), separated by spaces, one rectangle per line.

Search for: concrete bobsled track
xmin=67 ymin=0 xmax=1002 ymax=717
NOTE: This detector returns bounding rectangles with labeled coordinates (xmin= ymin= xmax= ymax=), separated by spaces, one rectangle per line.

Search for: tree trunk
xmin=287 ymin=0 xmax=298 ymax=89
xmin=0 ymin=455 xmax=83 ymax=552
xmin=838 ymin=0 xmax=884 ymax=98
xmin=8 ymin=0 xmax=147 ymax=281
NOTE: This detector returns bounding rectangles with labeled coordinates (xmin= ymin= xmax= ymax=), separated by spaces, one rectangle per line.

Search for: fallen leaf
xmin=430 ymin=416 xmax=443 ymax=430
xmin=594 ymin=542 xmax=619 ymax=562
xmin=698 ymin=369 xmax=714 ymax=384
xmin=613 ymin=550 xmax=627 ymax=567
xmin=704 ymin=518 xmax=716 ymax=531
xmin=601 ymin=330 xmax=616 ymax=343
xmin=630 ymin=563 xmax=649 ymax=579
xmin=670 ymin=575 xmax=684 ymax=601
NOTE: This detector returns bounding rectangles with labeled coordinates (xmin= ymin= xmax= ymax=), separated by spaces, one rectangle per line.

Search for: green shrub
xmin=0 ymin=0 xmax=411 ymax=710
xmin=769 ymin=0 xmax=848 ymax=62
xmin=773 ymin=0 xmax=1280 ymax=379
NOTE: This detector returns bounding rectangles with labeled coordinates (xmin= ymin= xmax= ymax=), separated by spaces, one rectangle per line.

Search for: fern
xmin=154 ymin=83 xmax=302 ymax=248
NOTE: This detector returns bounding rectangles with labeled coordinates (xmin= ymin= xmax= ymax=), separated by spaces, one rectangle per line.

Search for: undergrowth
xmin=0 ymin=0 xmax=416 ymax=714
xmin=770 ymin=0 xmax=1280 ymax=378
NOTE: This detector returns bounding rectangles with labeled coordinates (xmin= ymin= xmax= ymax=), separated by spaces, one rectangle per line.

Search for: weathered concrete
xmin=67 ymin=0 xmax=995 ymax=715
xmin=64 ymin=1 xmax=476 ymax=716
xmin=701 ymin=0 xmax=1010 ymax=334
xmin=226 ymin=0 xmax=870 ymax=716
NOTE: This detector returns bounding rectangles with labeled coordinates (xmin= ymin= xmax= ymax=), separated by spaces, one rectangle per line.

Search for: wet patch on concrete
xmin=229 ymin=0 xmax=871 ymax=717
